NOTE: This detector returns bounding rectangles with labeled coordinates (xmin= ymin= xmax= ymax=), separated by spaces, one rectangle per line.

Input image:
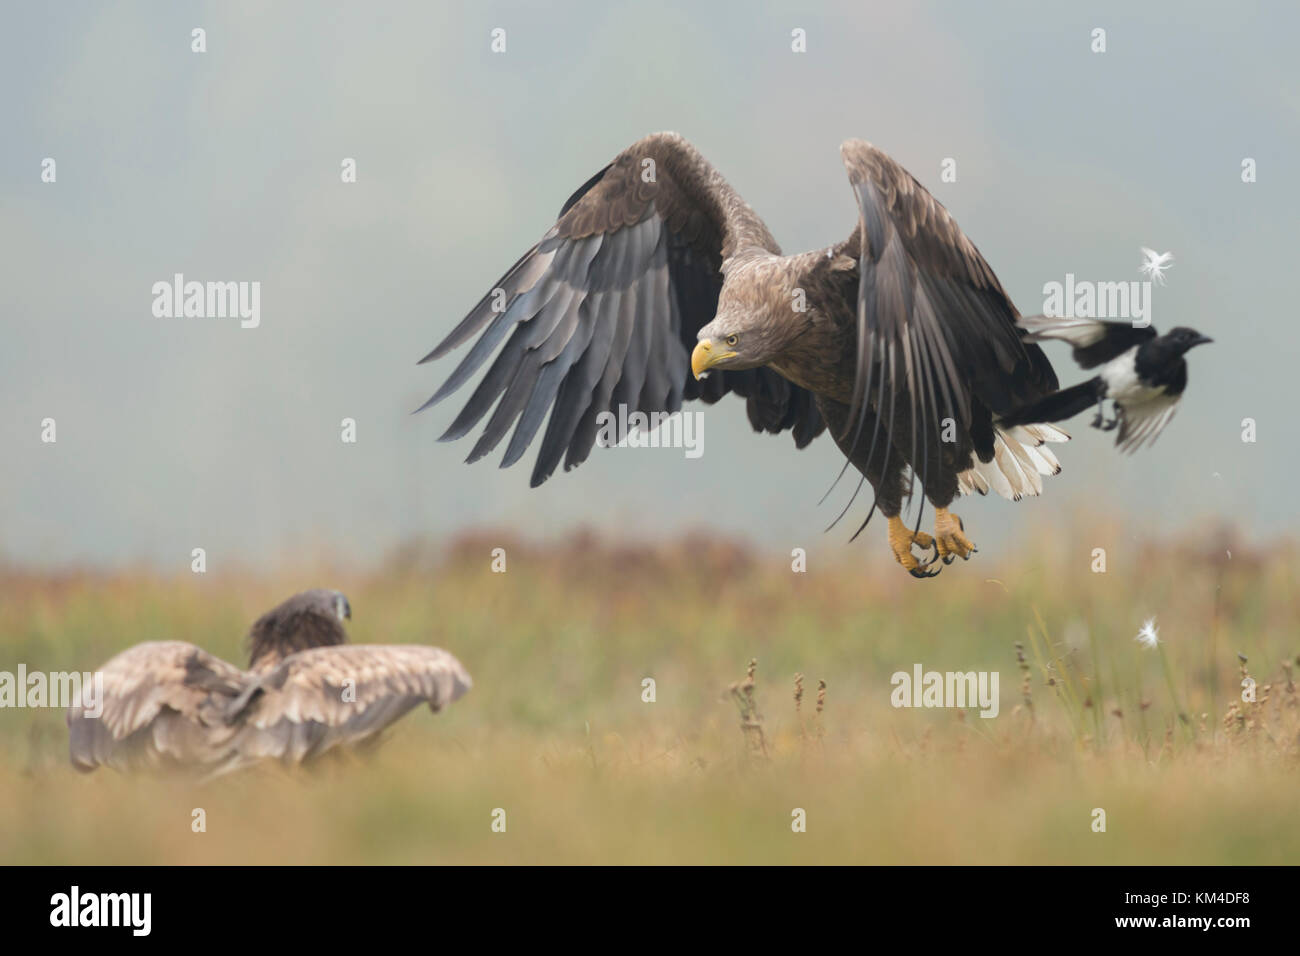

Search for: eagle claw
xmin=934 ymin=508 xmax=977 ymax=564
xmin=889 ymin=516 xmax=941 ymax=578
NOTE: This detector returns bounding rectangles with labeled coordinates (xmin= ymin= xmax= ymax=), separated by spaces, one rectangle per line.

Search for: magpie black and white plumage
xmin=1000 ymin=316 xmax=1212 ymax=453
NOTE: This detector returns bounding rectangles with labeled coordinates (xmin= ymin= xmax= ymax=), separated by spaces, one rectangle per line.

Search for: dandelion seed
xmin=1139 ymin=247 xmax=1174 ymax=285
xmin=1135 ymin=617 xmax=1160 ymax=648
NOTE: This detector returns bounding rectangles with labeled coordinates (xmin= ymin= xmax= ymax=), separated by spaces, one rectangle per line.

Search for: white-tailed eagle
xmin=418 ymin=133 xmax=1071 ymax=576
xmin=66 ymin=589 xmax=471 ymax=775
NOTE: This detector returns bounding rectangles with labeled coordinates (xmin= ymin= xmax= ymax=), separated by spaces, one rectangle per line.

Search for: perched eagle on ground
xmin=419 ymin=133 xmax=1068 ymax=576
xmin=66 ymin=589 xmax=471 ymax=775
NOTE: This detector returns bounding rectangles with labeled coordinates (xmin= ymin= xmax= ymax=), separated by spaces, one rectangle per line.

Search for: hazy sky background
xmin=2 ymin=1 xmax=1296 ymax=571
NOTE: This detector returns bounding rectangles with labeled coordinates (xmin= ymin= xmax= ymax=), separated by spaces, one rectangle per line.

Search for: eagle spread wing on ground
xmin=216 ymin=645 xmax=471 ymax=773
xmin=66 ymin=590 xmax=471 ymax=775
xmin=66 ymin=641 xmax=247 ymax=773
xmin=419 ymin=132 xmax=1069 ymax=576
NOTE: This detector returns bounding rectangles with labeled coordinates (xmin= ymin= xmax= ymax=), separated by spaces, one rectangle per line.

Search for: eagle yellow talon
xmin=933 ymin=507 xmax=976 ymax=562
xmin=888 ymin=515 xmax=940 ymax=577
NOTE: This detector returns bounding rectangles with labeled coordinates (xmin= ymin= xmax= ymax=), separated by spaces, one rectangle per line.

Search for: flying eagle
xmin=418 ymin=133 xmax=1068 ymax=576
xmin=66 ymin=589 xmax=471 ymax=775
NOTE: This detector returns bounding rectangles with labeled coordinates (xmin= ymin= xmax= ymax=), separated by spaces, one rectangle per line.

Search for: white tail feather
xmin=956 ymin=423 xmax=1069 ymax=501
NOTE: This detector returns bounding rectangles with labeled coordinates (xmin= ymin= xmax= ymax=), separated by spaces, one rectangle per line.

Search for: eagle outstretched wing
xmin=418 ymin=131 xmax=824 ymax=486
xmin=219 ymin=645 xmax=472 ymax=771
xmin=66 ymin=641 xmax=247 ymax=773
xmin=839 ymin=140 xmax=1058 ymax=501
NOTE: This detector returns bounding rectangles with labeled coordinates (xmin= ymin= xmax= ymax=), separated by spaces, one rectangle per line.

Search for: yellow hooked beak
xmin=691 ymin=339 xmax=737 ymax=379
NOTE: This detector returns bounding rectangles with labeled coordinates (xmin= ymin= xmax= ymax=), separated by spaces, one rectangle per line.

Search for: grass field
xmin=1 ymin=521 xmax=1297 ymax=865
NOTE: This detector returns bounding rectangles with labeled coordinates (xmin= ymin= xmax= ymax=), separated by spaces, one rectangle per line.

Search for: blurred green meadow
xmin=1 ymin=520 xmax=1296 ymax=865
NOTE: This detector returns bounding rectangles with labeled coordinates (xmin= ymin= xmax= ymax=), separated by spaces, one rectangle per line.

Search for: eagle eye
xmin=726 ymin=334 xmax=739 ymax=347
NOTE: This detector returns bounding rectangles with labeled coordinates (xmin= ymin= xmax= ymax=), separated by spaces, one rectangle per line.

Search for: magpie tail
xmin=1000 ymin=377 xmax=1105 ymax=427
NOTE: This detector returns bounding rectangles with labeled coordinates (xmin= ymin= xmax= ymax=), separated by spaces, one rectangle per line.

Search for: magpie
xmin=1000 ymin=316 xmax=1212 ymax=453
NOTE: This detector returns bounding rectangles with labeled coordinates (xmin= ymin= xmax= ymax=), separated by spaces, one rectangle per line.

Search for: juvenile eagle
xmin=419 ymin=133 xmax=1067 ymax=576
xmin=66 ymin=589 xmax=471 ymax=775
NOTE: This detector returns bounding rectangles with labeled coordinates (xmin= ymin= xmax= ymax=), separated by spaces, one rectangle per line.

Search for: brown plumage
xmin=66 ymin=589 xmax=471 ymax=775
xmin=419 ymin=133 xmax=1071 ymax=576
xmin=246 ymin=587 xmax=351 ymax=670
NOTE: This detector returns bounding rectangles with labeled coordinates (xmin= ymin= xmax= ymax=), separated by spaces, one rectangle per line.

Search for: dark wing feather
xmin=419 ymin=132 xmax=824 ymax=486
xmin=839 ymin=140 xmax=1058 ymax=494
xmin=221 ymin=645 xmax=472 ymax=769
xmin=66 ymin=641 xmax=247 ymax=773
